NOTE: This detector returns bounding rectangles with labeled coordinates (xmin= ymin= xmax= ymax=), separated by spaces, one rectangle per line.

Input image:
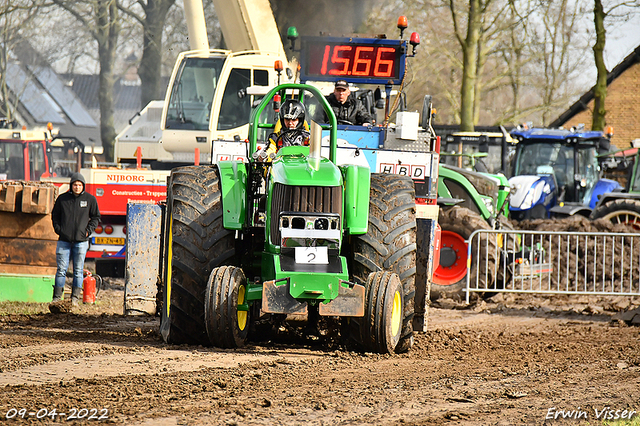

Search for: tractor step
xmin=262 ymin=278 xmax=307 ymax=315
xmin=318 ymin=281 xmax=365 ymax=317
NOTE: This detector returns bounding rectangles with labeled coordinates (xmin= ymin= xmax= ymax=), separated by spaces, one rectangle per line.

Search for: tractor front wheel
xmin=349 ymin=173 xmax=417 ymax=353
xmin=360 ymin=271 xmax=404 ymax=354
xmin=205 ymin=266 xmax=250 ymax=348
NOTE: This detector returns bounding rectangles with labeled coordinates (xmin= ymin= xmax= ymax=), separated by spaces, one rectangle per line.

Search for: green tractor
xmin=159 ymin=84 xmax=423 ymax=353
xmin=432 ymin=131 xmax=515 ymax=300
xmin=593 ymin=141 xmax=640 ymax=228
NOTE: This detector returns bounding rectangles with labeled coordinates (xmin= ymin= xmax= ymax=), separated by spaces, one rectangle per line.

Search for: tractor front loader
xmin=158 ymin=84 xmax=421 ymax=353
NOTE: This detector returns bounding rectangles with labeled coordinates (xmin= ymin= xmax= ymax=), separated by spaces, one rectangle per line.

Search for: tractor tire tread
xmin=160 ymin=166 xmax=235 ymax=346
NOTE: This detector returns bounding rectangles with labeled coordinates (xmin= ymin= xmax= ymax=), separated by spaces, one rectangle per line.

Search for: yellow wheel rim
xmin=390 ymin=290 xmax=402 ymax=337
xmin=165 ymin=216 xmax=173 ymax=317
xmin=237 ymin=285 xmax=247 ymax=331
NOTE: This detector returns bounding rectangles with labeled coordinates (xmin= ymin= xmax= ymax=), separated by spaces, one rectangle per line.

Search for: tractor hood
xmin=508 ymin=175 xmax=556 ymax=211
xmin=270 ymin=153 xmax=343 ymax=187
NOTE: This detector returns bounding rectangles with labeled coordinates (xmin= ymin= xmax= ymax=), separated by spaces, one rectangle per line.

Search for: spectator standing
xmin=51 ymin=172 xmax=100 ymax=305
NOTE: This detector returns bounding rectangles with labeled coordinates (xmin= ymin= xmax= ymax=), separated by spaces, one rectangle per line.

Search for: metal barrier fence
xmin=466 ymin=229 xmax=640 ymax=304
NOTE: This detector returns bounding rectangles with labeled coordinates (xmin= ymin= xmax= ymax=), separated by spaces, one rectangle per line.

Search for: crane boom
xmin=211 ymin=0 xmax=286 ymax=57
xmin=184 ymin=0 xmax=209 ymax=51
xmin=116 ymin=0 xmax=291 ymax=165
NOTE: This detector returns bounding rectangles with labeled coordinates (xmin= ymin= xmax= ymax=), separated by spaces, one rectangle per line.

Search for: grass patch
xmin=604 ymin=415 xmax=640 ymax=426
xmin=0 ymin=301 xmax=50 ymax=316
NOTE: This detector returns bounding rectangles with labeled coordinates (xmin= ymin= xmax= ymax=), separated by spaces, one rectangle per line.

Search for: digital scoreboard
xmin=300 ymin=36 xmax=407 ymax=85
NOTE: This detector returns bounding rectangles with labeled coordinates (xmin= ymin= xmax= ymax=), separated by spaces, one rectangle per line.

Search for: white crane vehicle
xmin=115 ymin=0 xmax=293 ymax=167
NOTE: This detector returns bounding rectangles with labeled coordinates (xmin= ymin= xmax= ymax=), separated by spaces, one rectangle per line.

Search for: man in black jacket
xmin=325 ymin=80 xmax=373 ymax=126
xmin=51 ymin=172 xmax=101 ymax=305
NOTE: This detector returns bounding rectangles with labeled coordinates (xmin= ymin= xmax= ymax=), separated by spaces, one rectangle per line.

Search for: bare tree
xmin=591 ymin=0 xmax=607 ymax=130
xmin=449 ymin=0 xmax=487 ymax=131
xmin=532 ymin=0 xmax=590 ymax=125
xmin=358 ymin=1 xmax=465 ymax=123
xmin=0 ymin=0 xmax=43 ymax=124
xmin=118 ymin=0 xmax=176 ymax=107
xmin=591 ymin=0 xmax=640 ymax=131
xmin=471 ymin=0 xmax=528 ymax=124
xmin=385 ymin=0 xmax=527 ymax=129
xmin=475 ymin=0 xmax=592 ymax=127
xmin=52 ymin=0 xmax=120 ymax=161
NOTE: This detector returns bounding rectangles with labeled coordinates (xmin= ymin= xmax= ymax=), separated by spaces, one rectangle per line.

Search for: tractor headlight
xmin=519 ymin=180 xmax=547 ymax=210
xmin=279 ymin=213 xmax=341 ymax=251
xmin=508 ymin=175 xmax=552 ymax=210
xmin=481 ymin=196 xmax=494 ymax=214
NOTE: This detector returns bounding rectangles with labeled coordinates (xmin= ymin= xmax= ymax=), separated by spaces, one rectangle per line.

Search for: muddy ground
xmin=1 ymin=272 xmax=640 ymax=426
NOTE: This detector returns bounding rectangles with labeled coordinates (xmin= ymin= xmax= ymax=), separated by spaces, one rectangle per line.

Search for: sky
xmin=604 ymin=12 xmax=640 ymax=69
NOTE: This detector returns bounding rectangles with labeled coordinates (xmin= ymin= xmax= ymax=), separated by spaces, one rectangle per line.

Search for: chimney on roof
xmin=122 ymin=52 xmax=141 ymax=87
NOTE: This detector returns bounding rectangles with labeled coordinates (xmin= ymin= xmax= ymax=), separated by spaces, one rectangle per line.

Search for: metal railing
xmin=466 ymin=229 xmax=640 ymax=303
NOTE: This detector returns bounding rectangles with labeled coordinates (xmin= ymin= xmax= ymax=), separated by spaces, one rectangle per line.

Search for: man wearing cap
xmin=51 ymin=172 xmax=101 ymax=305
xmin=325 ymin=80 xmax=373 ymax=126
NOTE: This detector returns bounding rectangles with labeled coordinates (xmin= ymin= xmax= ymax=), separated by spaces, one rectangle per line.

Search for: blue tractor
xmin=508 ymin=127 xmax=621 ymax=220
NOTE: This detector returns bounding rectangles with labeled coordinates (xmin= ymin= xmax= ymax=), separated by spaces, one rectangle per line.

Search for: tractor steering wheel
xmin=337 ymin=118 xmax=354 ymax=125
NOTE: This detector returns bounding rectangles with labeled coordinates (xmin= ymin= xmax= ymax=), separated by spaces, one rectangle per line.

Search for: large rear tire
xmin=432 ymin=206 xmax=497 ymax=301
xmin=205 ymin=266 xmax=249 ymax=348
xmin=349 ymin=173 xmax=417 ymax=353
xmin=591 ymin=198 xmax=640 ymax=230
xmin=160 ymin=166 xmax=236 ymax=345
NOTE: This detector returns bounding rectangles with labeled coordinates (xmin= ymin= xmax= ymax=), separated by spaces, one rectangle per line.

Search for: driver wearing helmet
xmin=257 ymin=99 xmax=310 ymax=161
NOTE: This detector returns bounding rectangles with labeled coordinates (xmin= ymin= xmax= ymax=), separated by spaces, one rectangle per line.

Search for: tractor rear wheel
xmin=160 ymin=166 xmax=236 ymax=345
xmin=591 ymin=198 xmax=640 ymax=230
xmin=205 ymin=266 xmax=250 ymax=348
xmin=432 ymin=206 xmax=497 ymax=301
xmin=359 ymin=271 xmax=404 ymax=353
xmin=349 ymin=173 xmax=417 ymax=353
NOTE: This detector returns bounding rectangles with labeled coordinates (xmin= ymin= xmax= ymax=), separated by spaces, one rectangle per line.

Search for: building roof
xmin=550 ymin=44 xmax=640 ymax=127
xmin=2 ymin=38 xmax=168 ymax=148
xmin=3 ymin=39 xmax=100 ymax=146
xmin=62 ymin=73 xmax=169 ymax=138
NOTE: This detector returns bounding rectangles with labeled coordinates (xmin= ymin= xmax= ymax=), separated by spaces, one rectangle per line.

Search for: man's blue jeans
xmin=55 ymin=240 xmax=89 ymax=290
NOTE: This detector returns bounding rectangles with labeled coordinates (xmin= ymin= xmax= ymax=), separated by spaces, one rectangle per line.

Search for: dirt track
xmin=1 ymin=277 xmax=640 ymax=425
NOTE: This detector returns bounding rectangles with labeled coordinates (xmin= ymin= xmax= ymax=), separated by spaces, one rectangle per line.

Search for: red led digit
xmin=329 ymin=45 xmax=352 ymax=75
xmin=320 ymin=45 xmax=331 ymax=75
xmin=352 ymin=46 xmax=374 ymax=76
xmin=374 ymin=47 xmax=395 ymax=77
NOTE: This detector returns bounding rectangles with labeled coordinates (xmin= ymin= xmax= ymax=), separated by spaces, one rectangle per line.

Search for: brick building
xmin=551 ymin=45 xmax=640 ymax=150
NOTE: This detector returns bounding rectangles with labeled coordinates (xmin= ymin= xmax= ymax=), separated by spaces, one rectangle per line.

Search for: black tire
xmin=432 ymin=206 xmax=497 ymax=301
xmin=591 ymin=198 xmax=640 ymax=229
xmin=350 ymin=173 xmax=417 ymax=353
xmin=358 ymin=271 xmax=404 ymax=353
xmin=205 ymin=266 xmax=250 ymax=348
xmin=160 ymin=166 xmax=236 ymax=345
